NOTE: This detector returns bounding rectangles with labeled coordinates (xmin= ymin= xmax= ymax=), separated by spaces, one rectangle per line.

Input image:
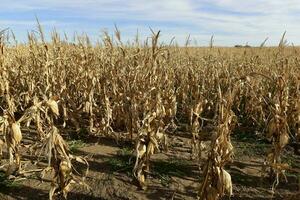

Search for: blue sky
xmin=1 ymin=0 xmax=300 ymax=46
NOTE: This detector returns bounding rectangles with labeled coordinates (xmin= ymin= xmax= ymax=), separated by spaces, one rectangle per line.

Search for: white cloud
xmin=0 ymin=20 xmax=61 ymax=26
xmin=1 ymin=0 xmax=300 ymax=45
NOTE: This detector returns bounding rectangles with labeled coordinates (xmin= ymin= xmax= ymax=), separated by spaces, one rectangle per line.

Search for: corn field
xmin=0 ymin=26 xmax=299 ymax=199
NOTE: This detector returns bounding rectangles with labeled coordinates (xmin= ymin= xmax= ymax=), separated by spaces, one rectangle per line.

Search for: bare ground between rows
xmin=0 ymin=130 xmax=299 ymax=200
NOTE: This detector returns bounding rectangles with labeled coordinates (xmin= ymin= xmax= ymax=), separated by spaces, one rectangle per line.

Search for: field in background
xmin=0 ymin=29 xmax=299 ymax=199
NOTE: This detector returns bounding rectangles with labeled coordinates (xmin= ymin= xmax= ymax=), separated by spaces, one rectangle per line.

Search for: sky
xmin=0 ymin=0 xmax=299 ymax=46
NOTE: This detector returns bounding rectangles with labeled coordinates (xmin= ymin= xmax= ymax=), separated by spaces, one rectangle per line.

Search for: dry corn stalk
xmin=133 ymin=112 xmax=164 ymax=190
xmin=133 ymin=92 xmax=166 ymax=189
xmin=17 ymin=96 xmax=59 ymax=139
xmin=1 ymin=94 xmax=90 ymax=199
xmin=266 ymin=76 xmax=290 ymax=191
xmin=42 ymin=126 xmax=89 ymax=200
xmin=198 ymin=86 xmax=236 ymax=200
xmin=0 ymin=111 xmax=23 ymax=173
xmin=190 ymin=100 xmax=205 ymax=160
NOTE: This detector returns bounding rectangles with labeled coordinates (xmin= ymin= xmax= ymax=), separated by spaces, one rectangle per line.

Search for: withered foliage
xmin=0 ymin=27 xmax=299 ymax=199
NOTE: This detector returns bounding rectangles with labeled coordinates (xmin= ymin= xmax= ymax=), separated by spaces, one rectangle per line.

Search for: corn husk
xmin=46 ymin=99 xmax=59 ymax=116
xmin=11 ymin=123 xmax=22 ymax=144
xmin=279 ymin=133 xmax=289 ymax=148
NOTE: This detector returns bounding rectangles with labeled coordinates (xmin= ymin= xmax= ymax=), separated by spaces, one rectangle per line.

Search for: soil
xmin=0 ymin=129 xmax=299 ymax=200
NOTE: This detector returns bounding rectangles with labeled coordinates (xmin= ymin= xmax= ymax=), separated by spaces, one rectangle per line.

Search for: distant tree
xmin=234 ymin=45 xmax=243 ymax=48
